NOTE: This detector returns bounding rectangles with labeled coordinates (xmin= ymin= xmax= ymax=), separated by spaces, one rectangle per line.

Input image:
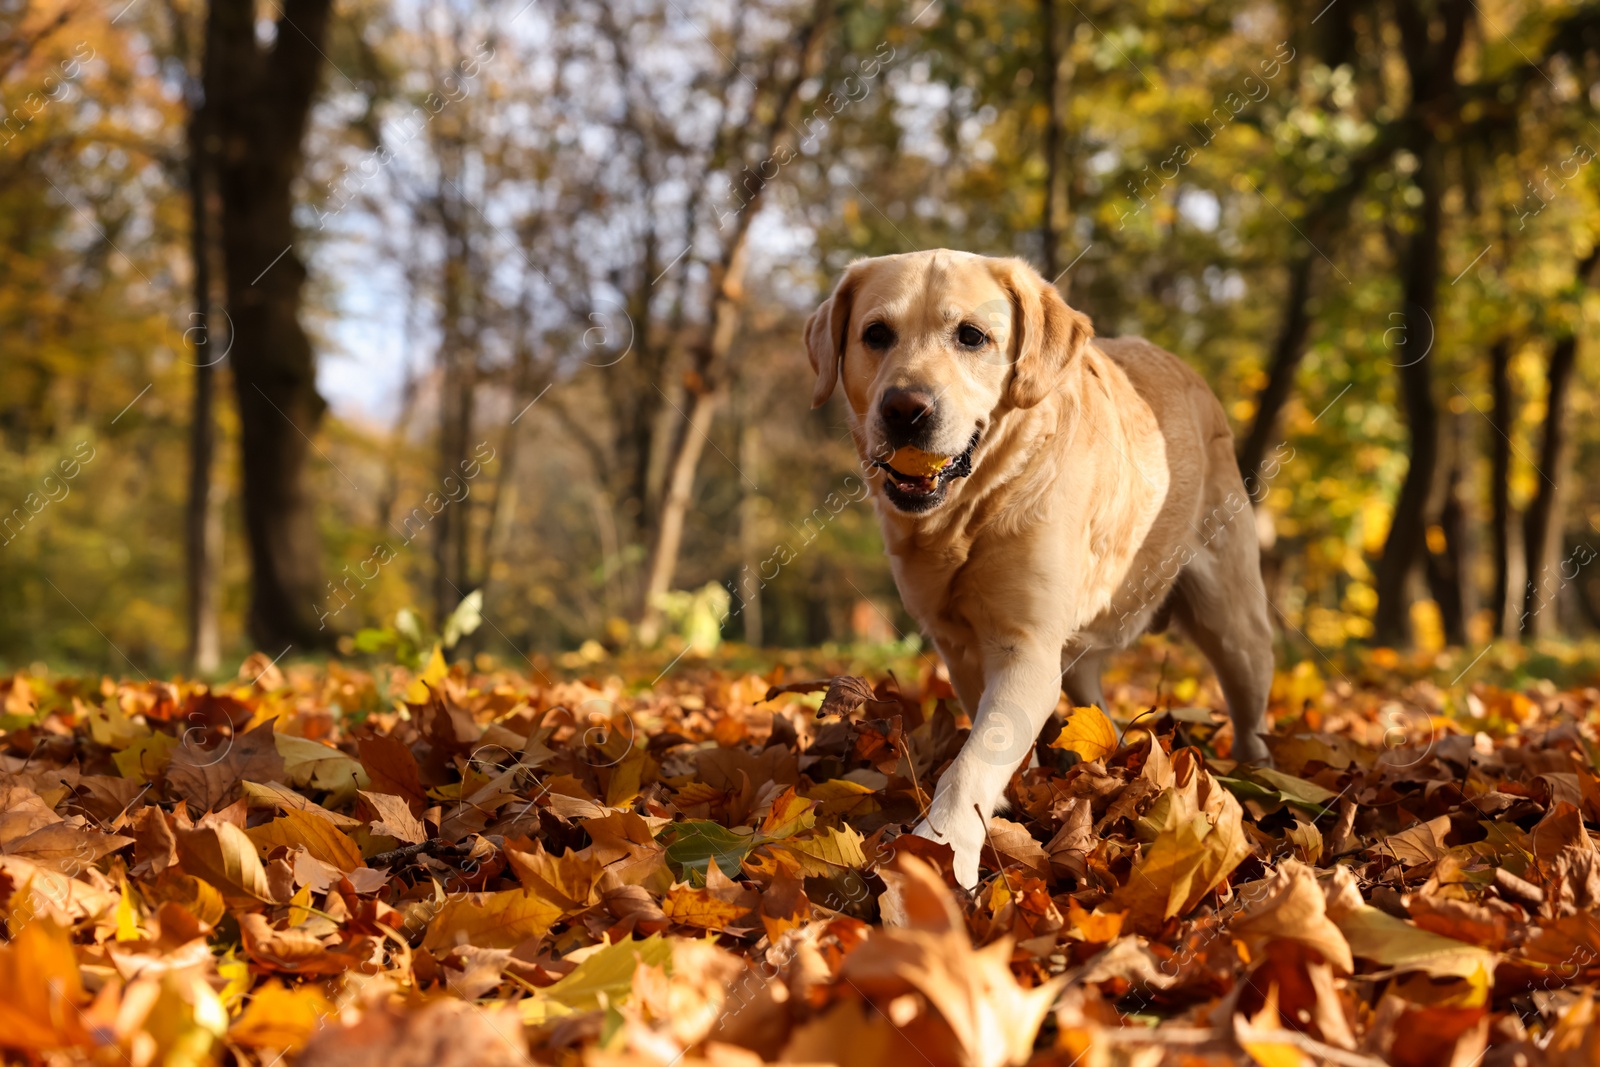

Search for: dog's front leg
xmin=912 ymin=642 xmax=1062 ymax=888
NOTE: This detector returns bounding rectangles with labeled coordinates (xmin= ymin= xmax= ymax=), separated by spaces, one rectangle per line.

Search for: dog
xmin=804 ymin=249 xmax=1274 ymax=888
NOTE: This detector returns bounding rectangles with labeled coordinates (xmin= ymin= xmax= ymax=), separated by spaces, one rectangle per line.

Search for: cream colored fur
xmin=804 ymin=250 xmax=1274 ymax=888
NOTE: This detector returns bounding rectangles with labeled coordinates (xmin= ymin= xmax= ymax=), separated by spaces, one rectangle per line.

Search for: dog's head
xmin=805 ymin=250 xmax=1092 ymax=514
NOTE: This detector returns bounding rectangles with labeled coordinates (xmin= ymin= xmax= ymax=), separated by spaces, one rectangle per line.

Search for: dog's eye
xmin=862 ymin=322 xmax=894 ymax=350
xmin=956 ymin=324 xmax=988 ymax=348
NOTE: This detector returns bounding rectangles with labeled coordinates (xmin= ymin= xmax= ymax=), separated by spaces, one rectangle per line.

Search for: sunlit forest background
xmin=4 ymin=0 xmax=1600 ymax=677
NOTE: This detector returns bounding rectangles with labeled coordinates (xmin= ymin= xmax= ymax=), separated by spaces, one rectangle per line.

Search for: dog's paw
xmin=1232 ymin=731 xmax=1272 ymax=765
xmin=911 ymin=812 xmax=982 ymax=890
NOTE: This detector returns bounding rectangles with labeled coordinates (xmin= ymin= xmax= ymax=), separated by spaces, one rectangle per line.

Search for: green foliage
xmin=353 ymin=591 xmax=483 ymax=670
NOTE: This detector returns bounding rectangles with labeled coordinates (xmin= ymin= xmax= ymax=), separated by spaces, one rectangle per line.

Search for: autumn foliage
xmin=2 ymin=644 xmax=1600 ymax=1066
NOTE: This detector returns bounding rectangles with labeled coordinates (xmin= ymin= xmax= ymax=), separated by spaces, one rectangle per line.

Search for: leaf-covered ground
xmin=3 ymin=640 xmax=1600 ymax=1067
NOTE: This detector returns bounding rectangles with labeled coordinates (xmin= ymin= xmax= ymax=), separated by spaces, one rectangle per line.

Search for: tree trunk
xmin=1372 ymin=144 xmax=1443 ymax=647
xmin=479 ymin=331 xmax=538 ymax=601
xmin=1520 ymin=333 xmax=1577 ymax=638
xmin=183 ymin=14 xmax=221 ymax=674
xmin=1238 ymin=252 xmax=1315 ymax=493
xmin=1371 ymin=0 xmax=1468 ymax=647
xmin=640 ymin=386 xmax=720 ymax=630
xmin=1038 ymin=0 xmax=1060 ymax=280
xmin=738 ymin=420 xmax=763 ymax=647
xmin=633 ymin=0 xmax=829 ymax=630
xmin=1424 ymin=409 xmax=1473 ymax=645
xmin=430 ymin=146 xmax=479 ymax=625
xmin=1521 ymin=248 xmax=1599 ymax=637
xmin=209 ymin=0 xmax=332 ymax=651
xmin=1487 ymin=335 xmax=1515 ymax=635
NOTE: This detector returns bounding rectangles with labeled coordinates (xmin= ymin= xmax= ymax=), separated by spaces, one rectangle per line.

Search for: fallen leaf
xmin=843 ymin=856 xmax=1062 ymax=1067
xmin=172 ymin=821 xmax=276 ymax=906
xmin=166 ymin=719 xmax=286 ymax=814
xmin=298 ymin=995 xmax=529 ymax=1067
xmin=1049 ymin=704 xmax=1118 ymax=763
xmin=423 ymin=887 xmax=563 ymax=950
xmin=229 ymin=978 xmax=334 ymax=1049
xmin=360 ymin=789 xmax=428 ymax=845
xmin=246 ymin=806 xmax=365 ymax=872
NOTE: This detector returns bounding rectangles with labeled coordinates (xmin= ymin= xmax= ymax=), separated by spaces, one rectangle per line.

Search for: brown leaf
xmin=1109 ymin=765 xmax=1252 ymax=933
xmin=239 ymin=913 xmax=377 ymax=976
xmin=760 ymin=872 xmax=812 ymax=942
xmin=506 ymin=840 xmax=604 ymax=912
xmin=978 ymin=817 xmax=1052 ymax=883
xmin=1382 ymin=815 xmax=1451 ymax=866
xmin=360 ymin=789 xmax=428 ymax=845
xmin=1 ymin=821 xmax=132 ymax=873
xmin=357 ymin=735 xmax=427 ymax=811
xmin=846 ymin=855 xmax=1062 ymax=1067
xmin=129 ymin=803 xmax=179 ymax=877
xmin=1230 ymin=859 xmax=1354 ymax=973
xmin=166 ymin=719 xmax=286 ymax=814
xmin=297 ymin=995 xmax=530 ymax=1067
xmin=764 ymin=675 xmax=895 ymax=719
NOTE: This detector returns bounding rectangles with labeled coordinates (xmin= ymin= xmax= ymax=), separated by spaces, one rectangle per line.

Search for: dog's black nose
xmin=879 ymin=388 xmax=935 ymax=440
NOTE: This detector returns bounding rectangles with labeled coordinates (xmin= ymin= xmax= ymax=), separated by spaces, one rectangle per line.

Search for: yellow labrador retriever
xmin=805 ymin=249 xmax=1273 ymax=888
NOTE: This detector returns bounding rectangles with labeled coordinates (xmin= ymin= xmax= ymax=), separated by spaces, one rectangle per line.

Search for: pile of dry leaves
xmin=2 ymin=643 xmax=1600 ymax=1067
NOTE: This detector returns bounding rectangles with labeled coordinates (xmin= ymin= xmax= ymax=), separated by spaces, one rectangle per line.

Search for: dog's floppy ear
xmin=803 ymin=265 xmax=862 ymax=408
xmin=991 ymin=257 xmax=1093 ymax=409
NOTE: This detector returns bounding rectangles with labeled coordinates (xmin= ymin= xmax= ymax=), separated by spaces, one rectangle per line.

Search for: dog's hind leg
xmin=1171 ymin=551 xmax=1274 ymax=764
xmin=1060 ymin=649 xmax=1105 ymax=710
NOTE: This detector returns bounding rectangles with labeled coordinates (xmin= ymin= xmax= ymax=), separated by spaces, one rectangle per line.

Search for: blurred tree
xmin=163 ymin=0 xmax=225 ymax=674
xmin=206 ymin=0 xmax=333 ymax=651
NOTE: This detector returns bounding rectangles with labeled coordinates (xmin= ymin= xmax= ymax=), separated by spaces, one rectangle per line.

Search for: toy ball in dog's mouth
xmin=872 ymin=433 xmax=980 ymax=497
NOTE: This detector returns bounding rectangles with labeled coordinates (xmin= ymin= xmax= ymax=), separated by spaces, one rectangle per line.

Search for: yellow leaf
xmin=660 ymin=885 xmax=753 ymax=930
xmin=506 ymin=842 xmax=604 ymax=913
xmin=1333 ymin=903 xmax=1493 ymax=980
xmin=116 ymin=881 xmax=143 ymax=941
xmin=148 ymin=870 xmax=227 ymax=927
xmin=603 ymin=744 xmax=652 ymax=807
xmin=760 ymin=785 xmax=817 ymax=838
xmin=520 ymin=935 xmax=673 ymax=1024
xmin=274 ymin=733 xmax=370 ymax=801
xmin=1049 ymin=704 xmax=1118 ymax=762
xmin=885 ymin=445 xmax=952 ymax=477
xmin=1111 ymin=786 xmax=1250 ymax=932
xmin=404 ymin=645 xmax=448 ymax=704
xmin=1240 ymin=1036 xmax=1311 ymax=1067
xmin=173 ymin=823 xmax=275 ymax=906
xmin=802 ymin=777 xmax=881 ymax=817
xmin=229 ymin=979 xmax=332 ymax=1051
xmin=287 ymin=884 xmax=314 ymax=927
xmin=216 ymin=950 xmax=251 ymax=1008
xmin=245 ymin=807 xmax=364 ymax=872
xmin=775 ymin=824 xmax=868 ymax=877
xmin=88 ymin=697 xmax=146 ymax=750
xmin=423 ymin=887 xmax=563 ymax=950
xmin=0 ymin=919 xmax=90 ymax=1051
xmin=114 ymin=730 xmax=178 ymax=782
